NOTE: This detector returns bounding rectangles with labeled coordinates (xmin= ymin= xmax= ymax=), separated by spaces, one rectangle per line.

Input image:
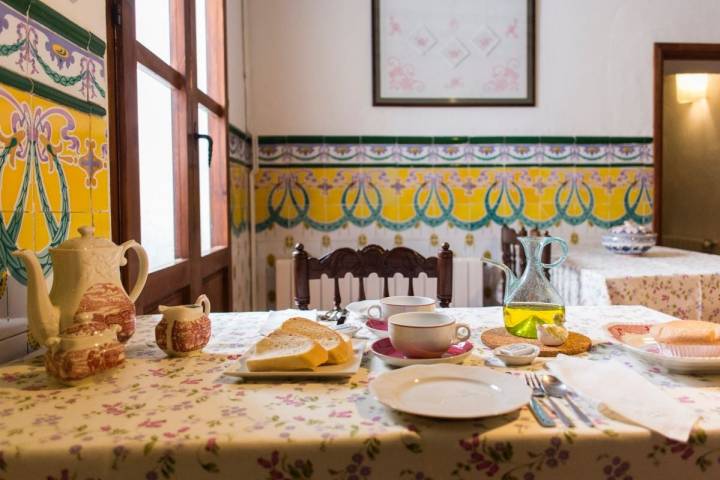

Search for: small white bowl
xmin=493 ymin=343 xmax=540 ymax=366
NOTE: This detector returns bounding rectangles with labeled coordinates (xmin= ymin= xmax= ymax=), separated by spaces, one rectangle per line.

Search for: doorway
xmin=654 ymin=43 xmax=720 ymax=254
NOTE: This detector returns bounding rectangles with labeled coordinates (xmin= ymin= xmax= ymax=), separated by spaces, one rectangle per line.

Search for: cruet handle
xmin=536 ymin=237 xmax=569 ymax=269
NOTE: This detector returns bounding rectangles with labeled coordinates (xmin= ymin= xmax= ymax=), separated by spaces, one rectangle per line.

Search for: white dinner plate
xmin=369 ymin=364 xmax=531 ymax=419
xmin=225 ymin=339 xmax=367 ymax=379
xmin=604 ymin=322 xmax=720 ymax=374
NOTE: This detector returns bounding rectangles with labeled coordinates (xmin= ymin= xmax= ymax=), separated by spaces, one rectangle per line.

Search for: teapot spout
xmin=479 ymin=257 xmax=519 ymax=301
xmin=11 ymin=249 xmax=60 ymax=345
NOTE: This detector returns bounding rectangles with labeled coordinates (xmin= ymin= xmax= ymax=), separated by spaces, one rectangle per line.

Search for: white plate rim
xmin=369 ymin=364 xmax=530 ymax=419
xmin=225 ymin=339 xmax=367 ymax=378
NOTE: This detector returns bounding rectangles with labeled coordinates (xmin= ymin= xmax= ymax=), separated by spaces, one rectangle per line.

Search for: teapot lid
xmin=55 ymin=226 xmax=116 ymax=251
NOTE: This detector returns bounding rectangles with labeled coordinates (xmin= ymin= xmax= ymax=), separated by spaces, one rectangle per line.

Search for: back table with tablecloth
xmin=552 ymin=245 xmax=720 ymax=320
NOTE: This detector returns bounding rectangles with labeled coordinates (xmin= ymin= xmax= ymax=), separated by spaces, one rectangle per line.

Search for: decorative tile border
xmin=229 ymin=124 xmax=252 ymax=166
xmin=258 ymin=136 xmax=653 ymax=167
xmin=255 ymin=165 xmax=653 ymax=233
xmin=0 ymin=0 xmax=106 ymax=114
xmin=4 ymin=0 xmax=105 ymax=56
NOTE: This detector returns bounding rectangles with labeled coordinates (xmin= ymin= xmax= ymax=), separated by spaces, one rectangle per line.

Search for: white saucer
xmin=371 ymin=337 xmax=474 ymax=367
xmin=370 ymin=364 xmax=531 ymax=419
xmin=345 ymin=299 xmax=378 ymax=319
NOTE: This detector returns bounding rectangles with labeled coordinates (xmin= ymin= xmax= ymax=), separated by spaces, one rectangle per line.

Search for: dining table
xmin=2 ymin=305 xmax=720 ymax=479
xmin=552 ymin=244 xmax=720 ymax=321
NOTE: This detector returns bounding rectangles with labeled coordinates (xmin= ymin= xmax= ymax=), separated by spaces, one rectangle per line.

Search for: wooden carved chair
xmin=292 ymin=243 xmax=454 ymax=310
xmin=500 ymin=225 xmax=552 ymax=293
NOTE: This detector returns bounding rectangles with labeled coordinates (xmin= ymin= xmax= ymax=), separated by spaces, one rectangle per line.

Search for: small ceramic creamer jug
xmin=155 ymin=295 xmax=212 ymax=357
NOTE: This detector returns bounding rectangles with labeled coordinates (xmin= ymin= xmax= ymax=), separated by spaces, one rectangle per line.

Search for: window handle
xmin=194 ymin=133 xmax=213 ymax=166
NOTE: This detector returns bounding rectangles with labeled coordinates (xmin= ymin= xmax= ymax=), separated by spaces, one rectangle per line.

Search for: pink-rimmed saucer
xmin=370 ymin=337 xmax=474 ymax=367
xmin=365 ymin=319 xmax=389 ymax=338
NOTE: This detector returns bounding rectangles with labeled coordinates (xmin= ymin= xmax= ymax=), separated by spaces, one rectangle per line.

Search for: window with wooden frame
xmin=108 ymin=0 xmax=230 ymax=313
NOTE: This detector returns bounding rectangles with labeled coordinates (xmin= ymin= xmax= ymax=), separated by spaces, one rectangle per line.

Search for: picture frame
xmin=372 ymin=0 xmax=536 ymax=106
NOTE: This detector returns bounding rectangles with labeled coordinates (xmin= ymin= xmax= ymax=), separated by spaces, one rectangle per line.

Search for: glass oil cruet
xmin=482 ymin=236 xmax=569 ymax=339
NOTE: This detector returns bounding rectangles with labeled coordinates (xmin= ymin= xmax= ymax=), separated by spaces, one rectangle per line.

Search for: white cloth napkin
xmin=547 ymin=354 xmax=699 ymax=442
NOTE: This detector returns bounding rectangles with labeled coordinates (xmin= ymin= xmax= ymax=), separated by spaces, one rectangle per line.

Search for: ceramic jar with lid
xmin=45 ymin=313 xmax=125 ymax=385
xmin=155 ymin=295 xmax=212 ymax=357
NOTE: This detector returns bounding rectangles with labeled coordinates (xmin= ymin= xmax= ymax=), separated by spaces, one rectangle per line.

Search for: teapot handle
xmin=195 ymin=294 xmax=211 ymax=315
xmin=536 ymin=237 xmax=569 ymax=269
xmin=120 ymin=240 xmax=149 ymax=302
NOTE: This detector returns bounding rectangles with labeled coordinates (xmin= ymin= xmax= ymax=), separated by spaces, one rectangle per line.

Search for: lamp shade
xmin=676 ymin=74 xmax=708 ymax=104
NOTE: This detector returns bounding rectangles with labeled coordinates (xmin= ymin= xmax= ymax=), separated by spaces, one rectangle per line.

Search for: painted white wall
xmin=43 ymin=0 xmax=106 ymax=39
xmin=245 ymin=0 xmax=720 ymax=136
xmin=227 ymin=0 xmax=247 ymax=130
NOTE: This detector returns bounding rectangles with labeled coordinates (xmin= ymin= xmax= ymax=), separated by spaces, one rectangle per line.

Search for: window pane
xmin=195 ymin=0 xmax=208 ymax=93
xmin=198 ymin=106 xmax=211 ymax=253
xmin=198 ymin=105 xmax=227 ymax=255
xmin=195 ymin=0 xmax=225 ymax=101
xmin=135 ymin=0 xmax=171 ymax=63
xmin=138 ymin=65 xmax=177 ymax=271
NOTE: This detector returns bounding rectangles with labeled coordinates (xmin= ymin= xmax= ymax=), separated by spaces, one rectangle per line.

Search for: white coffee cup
xmin=389 ymin=312 xmax=471 ymax=359
xmin=366 ymin=296 xmax=435 ymax=321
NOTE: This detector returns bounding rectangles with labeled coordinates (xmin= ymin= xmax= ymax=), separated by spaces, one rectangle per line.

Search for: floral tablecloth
xmin=552 ymin=245 xmax=720 ymax=321
xmin=2 ymin=306 xmax=720 ymax=480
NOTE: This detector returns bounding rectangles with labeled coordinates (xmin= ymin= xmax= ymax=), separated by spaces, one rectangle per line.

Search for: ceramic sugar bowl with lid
xmin=45 ymin=313 xmax=125 ymax=386
xmin=155 ymin=295 xmax=212 ymax=357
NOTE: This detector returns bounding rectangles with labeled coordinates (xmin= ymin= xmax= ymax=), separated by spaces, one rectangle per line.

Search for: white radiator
xmin=274 ymin=257 xmax=485 ymax=309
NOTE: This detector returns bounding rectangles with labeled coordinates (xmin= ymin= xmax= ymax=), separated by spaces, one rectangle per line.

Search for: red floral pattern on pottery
xmin=45 ymin=343 xmax=125 ymax=382
xmin=76 ymin=283 xmax=136 ymax=343
xmin=155 ymin=315 xmax=211 ymax=354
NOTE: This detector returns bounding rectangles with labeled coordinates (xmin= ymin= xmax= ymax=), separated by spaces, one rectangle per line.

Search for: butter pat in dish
xmin=494 ymin=343 xmax=540 ymax=366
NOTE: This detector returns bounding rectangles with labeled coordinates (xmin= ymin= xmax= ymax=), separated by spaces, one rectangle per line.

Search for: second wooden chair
xmin=292 ymin=243 xmax=454 ymax=310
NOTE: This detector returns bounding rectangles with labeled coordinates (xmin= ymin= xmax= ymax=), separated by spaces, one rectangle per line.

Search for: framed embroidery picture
xmin=372 ymin=0 xmax=535 ymax=106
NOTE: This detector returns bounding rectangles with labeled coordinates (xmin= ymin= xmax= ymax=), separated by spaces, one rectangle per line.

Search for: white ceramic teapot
xmin=12 ymin=226 xmax=148 ymax=346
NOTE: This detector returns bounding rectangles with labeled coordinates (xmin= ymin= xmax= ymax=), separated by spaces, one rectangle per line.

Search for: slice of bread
xmin=280 ymin=317 xmax=353 ymax=365
xmin=245 ymin=331 xmax=328 ymax=371
xmin=650 ymin=320 xmax=720 ymax=345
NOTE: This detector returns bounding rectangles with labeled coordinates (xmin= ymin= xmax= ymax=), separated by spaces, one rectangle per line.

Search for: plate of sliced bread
xmin=226 ymin=317 xmax=367 ymax=378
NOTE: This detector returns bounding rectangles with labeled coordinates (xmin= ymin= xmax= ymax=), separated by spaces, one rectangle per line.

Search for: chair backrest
xmin=292 ymin=243 xmax=454 ymax=310
xmin=500 ymin=225 xmax=552 ymax=293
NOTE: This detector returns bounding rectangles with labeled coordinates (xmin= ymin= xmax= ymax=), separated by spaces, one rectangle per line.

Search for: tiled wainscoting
xmin=229 ymin=126 xmax=253 ymax=312
xmin=254 ymin=136 xmax=654 ymax=309
xmin=0 ymin=0 xmax=109 ymax=361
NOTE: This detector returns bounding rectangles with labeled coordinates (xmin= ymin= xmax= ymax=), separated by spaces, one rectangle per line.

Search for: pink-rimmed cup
xmin=389 ymin=311 xmax=471 ymax=359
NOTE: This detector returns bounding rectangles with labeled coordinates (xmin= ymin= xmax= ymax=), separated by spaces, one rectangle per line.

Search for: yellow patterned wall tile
xmin=1 ymin=210 xmax=34 ymax=250
xmin=92 ymin=211 xmax=112 ymax=239
xmin=0 ymin=86 xmax=34 ymax=214
xmin=90 ymin=113 xmax=110 ymax=212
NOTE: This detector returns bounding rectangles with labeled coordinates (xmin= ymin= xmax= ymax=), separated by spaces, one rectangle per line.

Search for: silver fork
xmin=531 ymin=373 xmax=575 ymax=429
xmin=524 ymin=374 xmax=555 ymax=428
